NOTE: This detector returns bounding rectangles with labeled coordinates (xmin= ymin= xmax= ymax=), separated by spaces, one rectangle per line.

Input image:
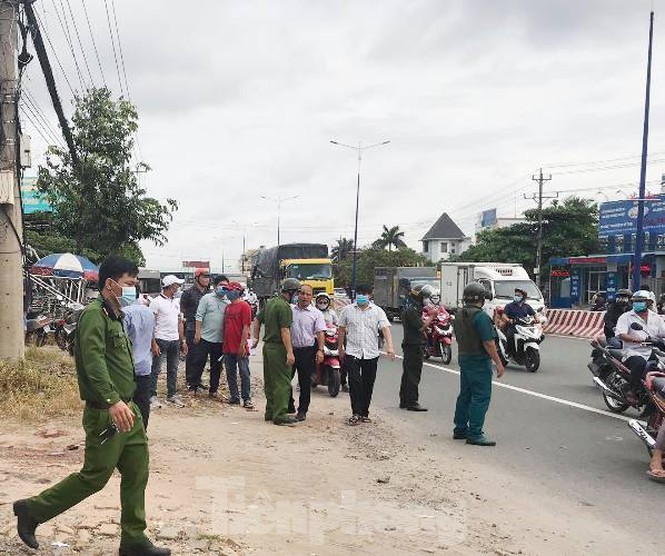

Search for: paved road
xmin=367 ymin=324 xmax=664 ymax=544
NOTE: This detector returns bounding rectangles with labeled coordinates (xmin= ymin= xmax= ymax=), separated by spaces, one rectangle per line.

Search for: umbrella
xmin=31 ymin=252 xmax=99 ymax=281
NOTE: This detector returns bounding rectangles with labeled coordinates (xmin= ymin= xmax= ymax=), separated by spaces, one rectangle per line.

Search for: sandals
xmin=647 ymin=468 xmax=665 ymax=483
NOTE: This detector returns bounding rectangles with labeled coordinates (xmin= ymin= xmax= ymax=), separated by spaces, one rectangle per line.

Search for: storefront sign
xmin=570 ymin=269 xmax=581 ymax=304
xmin=599 ymin=198 xmax=665 ymax=237
xmin=550 ymin=269 xmax=570 ymax=277
xmin=606 ymin=272 xmax=617 ymax=301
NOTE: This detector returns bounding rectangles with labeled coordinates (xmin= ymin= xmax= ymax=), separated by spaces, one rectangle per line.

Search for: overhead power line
xmin=80 ymin=0 xmax=107 ymax=87
xmin=109 ymin=0 xmax=131 ymax=101
xmin=102 ymin=0 xmax=125 ymax=97
xmin=33 ymin=9 xmax=76 ymax=96
xmin=50 ymin=0 xmax=86 ymax=89
xmin=63 ymin=0 xmax=95 ymax=87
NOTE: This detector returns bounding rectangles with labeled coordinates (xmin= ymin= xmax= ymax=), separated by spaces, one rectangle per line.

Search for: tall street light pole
xmin=330 ymin=140 xmax=390 ymax=300
xmin=260 ymin=194 xmax=299 ymax=246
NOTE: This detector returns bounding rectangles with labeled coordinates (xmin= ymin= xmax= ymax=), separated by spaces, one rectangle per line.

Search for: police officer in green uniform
xmin=13 ymin=256 xmax=170 ymax=556
xmin=452 ymin=282 xmax=505 ymax=447
xmin=252 ymin=278 xmax=300 ymax=426
xmin=399 ymin=284 xmax=435 ymax=411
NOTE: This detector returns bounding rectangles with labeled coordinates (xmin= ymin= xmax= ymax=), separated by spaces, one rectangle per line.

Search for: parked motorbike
xmin=496 ymin=315 xmax=545 ymax=372
xmin=628 ymin=371 xmax=665 ymax=457
xmin=311 ymin=325 xmax=341 ymax=397
xmin=422 ymin=308 xmax=454 ymax=364
xmin=587 ymin=322 xmax=661 ymax=413
xmin=54 ymin=303 xmax=85 ymax=355
xmin=24 ymin=313 xmax=50 ymax=346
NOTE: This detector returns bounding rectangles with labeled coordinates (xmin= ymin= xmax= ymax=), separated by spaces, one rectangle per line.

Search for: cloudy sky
xmin=20 ymin=0 xmax=665 ymax=271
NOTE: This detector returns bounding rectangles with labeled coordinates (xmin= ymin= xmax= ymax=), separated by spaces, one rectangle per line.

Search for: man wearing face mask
xmin=192 ymin=275 xmax=229 ymax=398
xmin=252 ymin=278 xmax=300 ymax=426
xmin=150 ymin=275 xmax=187 ymax=408
xmin=615 ymin=290 xmax=665 ymax=402
xmin=123 ymin=285 xmax=156 ymax=430
xmin=223 ymin=282 xmax=254 ymax=408
xmin=13 ymin=256 xmax=171 ymax=555
xmin=603 ymin=289 xmax=632 ymax=339
xmin=180 ymin=269 xmax=213 ymax=391
xmin=500 ymin=288 xmax=538 ymax=356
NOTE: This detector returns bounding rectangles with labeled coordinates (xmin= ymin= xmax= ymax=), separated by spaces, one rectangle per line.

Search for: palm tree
xmin=373 ymin=225 xmax=407 ymax=252
xmin=331 ymin=237 xmax=354 ymax=261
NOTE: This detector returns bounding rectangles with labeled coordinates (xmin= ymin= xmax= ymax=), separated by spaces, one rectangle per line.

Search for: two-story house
xmin=421 ymin=212 xmax=472 ymax=263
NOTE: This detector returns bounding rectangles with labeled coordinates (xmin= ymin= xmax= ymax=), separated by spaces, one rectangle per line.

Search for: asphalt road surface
xmin=367 ymin=323 xmax=665 ymax=544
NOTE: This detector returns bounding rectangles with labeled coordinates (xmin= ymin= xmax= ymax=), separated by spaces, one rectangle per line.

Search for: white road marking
xmin=388 ymin=353 xmax=633 ymax=423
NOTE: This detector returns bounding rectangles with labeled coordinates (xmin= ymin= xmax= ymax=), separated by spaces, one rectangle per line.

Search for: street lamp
xmin=232 ymin=220 xmax=259 ymax=273
xmin=260 ymin=194 xmax=299 ymax=246
xmin=330 ymin=139 xmax=390 ymax=300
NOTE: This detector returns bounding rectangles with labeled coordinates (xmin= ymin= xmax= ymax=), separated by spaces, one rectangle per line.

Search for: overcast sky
xmin=20 ymin=0 xmax=665 ymax=271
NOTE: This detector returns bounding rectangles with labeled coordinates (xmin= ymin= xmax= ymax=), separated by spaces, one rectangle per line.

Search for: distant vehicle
xmin=138 ymin=268 xmax=161 ymax=297
xmin=373 ymin=266 xmax=437 ymax=321
xmin=251 ymin=243 xmax=334 ymax=301
xmin=439 ymin=262 xmax=545 ymax=315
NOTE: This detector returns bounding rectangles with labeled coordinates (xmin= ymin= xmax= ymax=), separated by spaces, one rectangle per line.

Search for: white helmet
xmin=632 ymin=290 xmax=654 ymax=304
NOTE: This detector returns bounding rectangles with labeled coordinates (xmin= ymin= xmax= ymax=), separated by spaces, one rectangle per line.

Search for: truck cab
xmin=280 ymin=257 xmax=334 ymax=295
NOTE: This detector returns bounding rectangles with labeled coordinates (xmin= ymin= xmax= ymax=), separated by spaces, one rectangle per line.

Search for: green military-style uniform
xmin=452 ymin=305 xmax=497 ymax=440
xmin=257 ymin=296 xmax=293 ymax=424
xmin=26 ymin=298 xmax=150 ymax=548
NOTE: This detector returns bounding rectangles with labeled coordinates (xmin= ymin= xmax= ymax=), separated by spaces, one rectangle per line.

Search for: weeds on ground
xmin=0 ymin=346 xmax=81 ymax=420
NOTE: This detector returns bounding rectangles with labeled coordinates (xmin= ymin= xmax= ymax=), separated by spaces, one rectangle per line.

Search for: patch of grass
xmin=0 ymin=346 xmax=82 ymax=420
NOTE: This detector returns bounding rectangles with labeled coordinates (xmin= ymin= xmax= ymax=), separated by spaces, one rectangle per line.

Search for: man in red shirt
xmin=223 ymin=282 xmax=254 ymax=408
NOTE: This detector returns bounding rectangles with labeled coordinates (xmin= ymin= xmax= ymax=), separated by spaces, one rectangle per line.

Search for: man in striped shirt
xmin=338 ymin=284 xmax=395 ymax=425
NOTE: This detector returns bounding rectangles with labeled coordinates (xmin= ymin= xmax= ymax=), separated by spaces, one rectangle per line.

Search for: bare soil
xmin=0 ymin=354 xmax=647 ymax=555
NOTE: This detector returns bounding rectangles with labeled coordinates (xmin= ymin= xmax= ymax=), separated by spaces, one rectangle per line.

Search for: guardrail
xmin=543 ymin=309 xmax=605 ymax=339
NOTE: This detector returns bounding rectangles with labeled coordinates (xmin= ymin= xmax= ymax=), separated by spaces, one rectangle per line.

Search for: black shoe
xmin=228 ymin=398 xmax=241 ymax=405
xmin=119 ymin=540 xmax=171 ymax=556
xmin=466 ymin=435 xmax=496 ymax=447
xmin=406 ymin=404 xmax=428 ymax=412
xmin=453 ymin=431 xmax=467 ymax=440
xmin=399 ymin=402 xmax=407 ymax=409
xmin=341 ymin=384 xmax=349 ymax=392
xmin=295 ymin=412 xmax=306 ymax=421
xmin=13 ymin=499 xmax=39 ymax=549
xmin=274 ymin=416 xmax=298 ymax=426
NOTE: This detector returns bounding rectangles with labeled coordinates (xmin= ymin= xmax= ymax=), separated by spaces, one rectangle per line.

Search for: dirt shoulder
xmin=0 ymin=354 xmax=650 ymax=555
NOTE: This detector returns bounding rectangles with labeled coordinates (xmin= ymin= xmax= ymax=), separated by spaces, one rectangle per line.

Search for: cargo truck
xmin=373 ymin=266 xmax=438 ymax=321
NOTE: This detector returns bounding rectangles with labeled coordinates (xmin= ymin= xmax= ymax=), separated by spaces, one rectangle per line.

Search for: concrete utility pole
xmin=0 ymin=0 xmax=24 ymax=361
xmin=525 ymin=168 xmax=556 ymax=289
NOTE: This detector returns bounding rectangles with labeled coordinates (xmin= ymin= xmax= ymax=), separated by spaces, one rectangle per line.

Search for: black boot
xmin=119 ymin=539 xmax=171 ymax=556
xmin=13 ymin=499 xmax=40 ymax=549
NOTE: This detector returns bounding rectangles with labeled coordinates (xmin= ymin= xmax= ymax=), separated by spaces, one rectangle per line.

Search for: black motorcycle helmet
xmin=463 ymin=282 xmax=492 ymax=304
xmin=615 ymin=288 xmax=632 ymax=304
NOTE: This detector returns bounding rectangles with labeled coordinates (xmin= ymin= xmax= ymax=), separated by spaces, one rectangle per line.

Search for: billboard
xmin=478 ymin=208 xmax=497 ymax=229
xmin=599 ymin=198 xmax=665 ymax=237
xmin=20 ymin=176 xmax=52 ymax=214
xmin=182 ymin=260 xmax=210 ymax=269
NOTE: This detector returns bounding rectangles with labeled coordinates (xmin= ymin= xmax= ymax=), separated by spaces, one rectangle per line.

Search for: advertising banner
xmin=599 ymin=198 xmax=665 ymax=237
xmin=20 ymin=176 xmax=51 ymax=214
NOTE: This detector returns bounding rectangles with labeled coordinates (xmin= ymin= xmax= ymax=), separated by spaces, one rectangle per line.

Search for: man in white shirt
xmin=150 ymin=275 xmax=187 ymax=408
xmin=338 ymin=284 xmax=395 ymax=425
xmin=615 ymin=289 xmax=665 ymax=400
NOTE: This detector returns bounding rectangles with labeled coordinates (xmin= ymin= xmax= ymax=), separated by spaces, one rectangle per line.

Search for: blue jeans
xmin=151 ymin=339 xmax=180 ymax=398
xmin=224 ymin=353 xmax=251 ymax=402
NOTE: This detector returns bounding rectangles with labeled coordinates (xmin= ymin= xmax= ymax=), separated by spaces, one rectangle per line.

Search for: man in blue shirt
xmin=123 ymin=286 xmax=156 ymax=430
xmin=501 ymin=288 xmax=538 ymax=355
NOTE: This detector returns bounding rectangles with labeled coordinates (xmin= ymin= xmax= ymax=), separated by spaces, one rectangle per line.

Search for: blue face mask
xmin=633 ymin=301 xmax=648 ymax=313
xmin=216 ymin=287 xmax=227 ymax=297
xmin=514 ymin=295 xmax=523 ymax=303
xmin=226 ymin=291 xmax=241 ymax=301
xmin=120 ymin=286 xmax=136 ymax=307
xmin=356 ymin=294 xmax=369 ymax=306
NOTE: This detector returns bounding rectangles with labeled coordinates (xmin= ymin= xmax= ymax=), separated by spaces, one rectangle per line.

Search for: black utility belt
xmin=293 ymin=345 xmax=317 ymax=350
xmin=86 ymin=399 xmax=130 ymax=410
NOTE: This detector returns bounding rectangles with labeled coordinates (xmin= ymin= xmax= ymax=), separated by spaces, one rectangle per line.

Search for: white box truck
xmin=439 ymin=262 xmax=545 ymax=314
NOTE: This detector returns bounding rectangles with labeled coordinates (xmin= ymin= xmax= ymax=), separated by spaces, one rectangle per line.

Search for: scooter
xmin=311 ymin=325 xmax=341 ymax=397
xmin=422 ymin=309 xmax=454 ymax=364
xmin=24 ymin=313 xmax=50 ymax=347
xmin=587 ymin=322 xmax=660 ymax=414
xmin=628 ymin=371 xmax=665 ymax=457
xmin=496 ymin=315 xmax=545 ymax=372
xmin=54 ymin=303 xmax=85 ymax=355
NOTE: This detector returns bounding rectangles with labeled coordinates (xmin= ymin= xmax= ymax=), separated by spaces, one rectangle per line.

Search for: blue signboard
xmin=570 ymin=268 xmax=580 ymax=305
xmin=20 ymin=176 xmax=51 ymax=214
xmin=606 ymin=272 xmax=617 ymax=301
xmin=599 ymin=198 xmax=665 ymax=237
xmin=480 ymin=208 xmax=497 ymax=228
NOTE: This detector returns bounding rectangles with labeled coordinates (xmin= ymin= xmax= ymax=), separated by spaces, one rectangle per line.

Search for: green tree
xmin=36 ymin=88 xmax=177 ymax=264
xmin=331 ymin=237 xmax=354 ymax=262
xmin=373 ymin=225 xmax=407 ymax=252
xmin=455 ymin=196 xmax=599 ymax=275
xmin=335 ymin=246 xmax=431 ymax=288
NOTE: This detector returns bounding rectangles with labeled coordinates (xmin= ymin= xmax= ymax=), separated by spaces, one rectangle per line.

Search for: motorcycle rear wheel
xmin=328 ymin=368 xmax=340 ymax=397
xmin=55 ymin=329 xmax=68 ymax=351
xmin=438 ymin=343 xmax=452 ymax=365
xmin=602 ymin=391 xmax=629 ymax=413
xmin=422 ymin=346 xmax=430 ymax=360
xmin=524 ymin=347 xmax=540 ymax=372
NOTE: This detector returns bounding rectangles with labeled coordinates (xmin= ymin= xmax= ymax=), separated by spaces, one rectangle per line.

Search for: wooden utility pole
xmin=525 ymin=168 xmax=556 ymax=289
xmin=0 ymin=0 xmax=24 ymax=361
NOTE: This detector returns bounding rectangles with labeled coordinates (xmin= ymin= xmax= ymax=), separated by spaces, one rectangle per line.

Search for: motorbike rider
xmin=500 ymin=288 xmax=541 ymax=355
xmin=603 ymin=289 xmax=632 ymax=339
xmin=315 ymin=292 xmax=338 ymax=326
xmin=399 ymin=284 xmax=435 ymax=412
xmin=615 ymin=290 xmax=665 ymax=403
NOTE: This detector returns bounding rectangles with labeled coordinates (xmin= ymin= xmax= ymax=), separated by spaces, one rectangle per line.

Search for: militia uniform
xmin=257 ymin=295 xmax=294 ymax=424
xmin=452 ymin=302 xmax=497 ymax=443
xmin=16 ymin=297 xmax=156 ymax=552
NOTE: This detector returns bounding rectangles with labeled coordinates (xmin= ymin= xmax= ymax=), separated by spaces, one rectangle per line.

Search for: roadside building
xmin=420 ymin=212 xmax=472 ymax=263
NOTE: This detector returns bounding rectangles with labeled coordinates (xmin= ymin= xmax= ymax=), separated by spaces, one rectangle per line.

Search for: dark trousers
xmin=400 ymin=344 xmax=423 ymax=407
xmin=454 ymin=359 xmax=493 ymax=439
xmin=150 ymin=339 xmax=180 ymax=398
xmin=625 ymin=355 xmax=654 ymax=391
xmin=290 ymin=346 xmax=317 ymax=415
xmin=190 ymin=339 xmax=223 ymax=393
xmin=184 ymin=322 xmax=199 ymax=386
xmin=133 ymin=375 xmax=152 ymax=431
xmin=346 ymin=355 xmax=379 ymax=418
